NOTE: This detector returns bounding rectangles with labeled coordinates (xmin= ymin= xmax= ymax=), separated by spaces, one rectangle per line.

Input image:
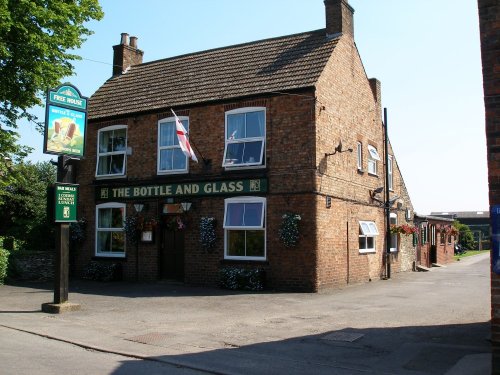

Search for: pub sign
xmin=44 ymin=84 xmax=88 ymax=158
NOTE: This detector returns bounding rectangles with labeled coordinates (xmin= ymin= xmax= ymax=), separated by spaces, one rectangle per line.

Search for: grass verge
xmin=454 ymin=249 xmax=489 ymax=261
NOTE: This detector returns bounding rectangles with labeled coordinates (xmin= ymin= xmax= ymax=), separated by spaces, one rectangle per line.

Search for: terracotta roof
xmin=88 ymin=29 xmax=338 ymax=120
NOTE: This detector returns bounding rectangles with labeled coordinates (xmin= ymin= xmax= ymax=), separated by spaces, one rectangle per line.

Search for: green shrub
xmin=219 ymin=267 xmax=265 ymax=291
xmin=0 ymin=247 xmax=10 ymax=284
xmin=82 ymin=261 xmax=122 ymax=282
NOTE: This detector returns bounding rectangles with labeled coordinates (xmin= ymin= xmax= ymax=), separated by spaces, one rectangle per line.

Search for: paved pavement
xmin=0 ymin=253 xmax=492 ymax=374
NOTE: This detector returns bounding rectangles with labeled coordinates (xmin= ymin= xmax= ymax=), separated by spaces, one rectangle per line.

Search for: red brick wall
xmin=77 ymin=92 xmax=321 ymax=290
xmin=76 ymin=30 xmax=415 ymax=292
xmin=478 ymin=0 xmax=499 ymax=360
xmin=313 ymin=36 xmax=415 ymax=289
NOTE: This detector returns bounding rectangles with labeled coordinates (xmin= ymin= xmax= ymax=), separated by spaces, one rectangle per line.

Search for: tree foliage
xmin=453 ymin=221 xmax=475 ymax=251
xmin=0 ymin=161 xmax=56 ymax=250
xmin=0 ymin=0 xmax=103 ymax=130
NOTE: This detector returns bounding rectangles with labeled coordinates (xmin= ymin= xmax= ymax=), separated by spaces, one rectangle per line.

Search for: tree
xmin=0 ymin=0 xmax=103 ymax=178
xmin=0 ymin=161 xmax=56 ymax=250
xmin=0 ymin=0 xmax=103 ymax=130
xmin=453 ymin=221 xmax=475 ymax=251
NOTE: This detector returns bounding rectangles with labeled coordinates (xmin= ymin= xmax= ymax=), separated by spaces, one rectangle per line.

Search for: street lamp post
xmin=384 ymin=108 xmax=392 ymax=279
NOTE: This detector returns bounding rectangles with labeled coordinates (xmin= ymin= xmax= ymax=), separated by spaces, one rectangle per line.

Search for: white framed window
xmin=96 ymin=125 xmax=127 ymax=178
xmin=157 ymin=116 xmax=189 ymax=174
xmin=390 ymin=213 xmax=398 ymax=252
xmin=223 ymin=196 xmax=266 ymax=260
xmin=223 ymin=107 xmax=265 ymax=168
xmin=431 ymin=225 xmax=436 ymax=246
xmin=367 ymin=145 xmax=380 ymax=175
xmin=388 ymin=155 xmax=394 ymax=190
xmin=359 ymin=220 xmax=379 ymax=253
xmin=421 ymin=225 xmax=428 ymax=244
xmin=357 ymin=142 xmax=363 ymax=170
xmin=95 ymin=203 xmax=126 ymax=257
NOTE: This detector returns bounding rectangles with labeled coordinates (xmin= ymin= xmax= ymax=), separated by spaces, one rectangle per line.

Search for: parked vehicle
xmin=454 ymin=243 xmax=465 ymax=255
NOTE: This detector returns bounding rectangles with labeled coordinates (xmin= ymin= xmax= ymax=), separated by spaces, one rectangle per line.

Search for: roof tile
xmin=88 ymin=29 xmax=338 ymax=120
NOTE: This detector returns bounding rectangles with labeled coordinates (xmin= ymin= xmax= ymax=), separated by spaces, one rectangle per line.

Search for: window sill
xmin=95 ymin=175 xmax=127 ymax=180
xmin=157 ymin=170 xmax=189 ymax=176
xmin=359 ymin=249 xmax=376 ymax=254
xmin=221 ymin=258 xmax=269 ymax=265
xmin=367 ymin=172 xmax=378 ymax=177
xmin=357 ymin=168 xmax=365 ymax=174
xmin=92 ymin=255 xmax=126 ymax=261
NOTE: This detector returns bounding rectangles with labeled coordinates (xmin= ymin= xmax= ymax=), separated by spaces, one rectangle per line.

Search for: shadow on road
xmin=110 ymin=322 xmax=491 ymax=375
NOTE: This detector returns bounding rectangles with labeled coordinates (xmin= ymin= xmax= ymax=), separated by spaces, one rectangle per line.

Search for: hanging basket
xmin=279 ymin=213 xmax=301 ymax=247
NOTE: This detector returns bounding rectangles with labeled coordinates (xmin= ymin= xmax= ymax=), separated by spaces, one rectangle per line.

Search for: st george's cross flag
xmin=171 ymin=109 xmax=198 ymax=163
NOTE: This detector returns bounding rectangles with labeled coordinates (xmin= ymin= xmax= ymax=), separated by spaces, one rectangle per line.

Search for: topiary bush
xmin=219 ymin=267 xmax=265 ymax=291
xmin=82 ymin=261 xmax=122 ymax=282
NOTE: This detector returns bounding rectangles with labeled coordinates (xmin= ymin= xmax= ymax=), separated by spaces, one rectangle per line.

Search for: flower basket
xmin=165 ymin=216 xmax=186 ymax=231
xmin=199 ymin=217 xmax=217 ymax=251
xmin=279 ymin=213 xmax=301 ymax=247
xmin=390 ymin=224 xmax=417 ymax=236
xmin=69 ymin=218 xmax=87 ymax=243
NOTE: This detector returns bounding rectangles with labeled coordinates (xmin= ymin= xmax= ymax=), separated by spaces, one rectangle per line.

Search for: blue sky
xmin=18 ymin=0 xmax=486 ymax=215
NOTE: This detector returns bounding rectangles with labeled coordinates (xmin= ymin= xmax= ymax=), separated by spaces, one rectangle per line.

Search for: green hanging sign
xmin=54 ymin=183 xmax=78 ymax=223
xmin=44 ymin=84 xmax=88 ymax=158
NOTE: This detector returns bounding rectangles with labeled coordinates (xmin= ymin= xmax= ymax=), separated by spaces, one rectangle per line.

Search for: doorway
xmin=160 ymin=225 xmax=185 ymax=281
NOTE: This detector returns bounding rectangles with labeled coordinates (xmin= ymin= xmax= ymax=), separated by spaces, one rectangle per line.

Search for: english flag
xmin=171 ymin=109 xmax=198 ymax=163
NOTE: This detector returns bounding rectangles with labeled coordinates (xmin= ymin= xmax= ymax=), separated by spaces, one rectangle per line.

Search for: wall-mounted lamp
xmin=326 ymin=195 xmax=332 ymax=209
xmin=325 ymin=140 xmax=353 ymax=157
xmin=370 ymin=186 xmax=384 ymax=204
xmin=181 ymin=202 xmax=192 ymax=212
xmin=134 ymin=203 xmax=144 ymax=213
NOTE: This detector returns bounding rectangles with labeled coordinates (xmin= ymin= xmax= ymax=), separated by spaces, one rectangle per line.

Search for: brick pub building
xmin=75 ymin=0 xmax=416 ymax=292
xmin=478 ymin=0 xmax=500 ymax=371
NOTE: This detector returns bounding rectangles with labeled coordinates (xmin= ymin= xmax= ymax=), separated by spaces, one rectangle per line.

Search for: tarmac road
xmin=0 ymin=253 xmax=492 ymax=374
xmin=0 ymin=326 xmax=206 ymax=375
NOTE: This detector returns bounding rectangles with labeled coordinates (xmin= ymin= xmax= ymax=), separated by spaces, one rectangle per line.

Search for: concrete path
xmin=0 ymin=253 xmax=492 ymax=374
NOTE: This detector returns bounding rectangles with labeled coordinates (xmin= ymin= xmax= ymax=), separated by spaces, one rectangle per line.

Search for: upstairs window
xmin=359 ymin=220 xmax=379 ymax=253
xmin=357 ymin=142 xmax=363 ymax=171
xmin=223 ymin=197 xmax=266 ymax=260
xmin=390 ymin=213 xmax=398 ymax=252
xmin=367 ymin=145 xmax=380 ymax=175
xmin=158 ymin=116 xmax=189 ymax=174
xmin=223 ymin=108 xmax=265 ymax=168
xmin=96 ymin=125 xmax=127 ymax=177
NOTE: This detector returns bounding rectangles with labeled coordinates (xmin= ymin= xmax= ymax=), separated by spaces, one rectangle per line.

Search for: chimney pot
xmin=130 ymin=36 xmax=138 ymax=49
xmin=113 ymin=33 xmax=144 ymax=76
xmin=324 ymin=0 xmax=354 ymax=38
xmin=120 ymin=33 xmax=129 ymax=45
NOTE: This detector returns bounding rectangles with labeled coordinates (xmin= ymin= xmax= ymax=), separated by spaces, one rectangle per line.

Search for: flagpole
xmin=187 ymin=138 xmax=209 ymax=165
xmin=171 ymin=109 xmax=209 ymax=165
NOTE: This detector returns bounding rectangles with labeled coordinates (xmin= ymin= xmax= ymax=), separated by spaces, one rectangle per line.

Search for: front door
xmin=160 ymin=226 xmax=185 ymax=281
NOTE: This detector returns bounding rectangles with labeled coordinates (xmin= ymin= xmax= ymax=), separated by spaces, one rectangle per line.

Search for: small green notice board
xmin=54 ymin=183 xmax=78 ymax=223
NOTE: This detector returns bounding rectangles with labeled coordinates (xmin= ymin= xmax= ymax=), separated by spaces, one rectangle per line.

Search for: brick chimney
xmin=324 ymin=0 xmax=354 ymax=38
xmin=112 ymin=33 xmax=144 ymax=76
